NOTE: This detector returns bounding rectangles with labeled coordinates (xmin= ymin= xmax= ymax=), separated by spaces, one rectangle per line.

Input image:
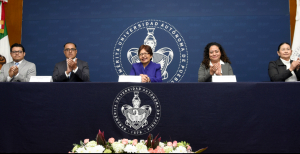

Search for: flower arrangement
xmin=70 ymin=130 xmax=207 ymax=153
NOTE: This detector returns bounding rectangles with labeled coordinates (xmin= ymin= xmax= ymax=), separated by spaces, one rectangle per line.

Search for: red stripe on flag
xmin=1 ymin=2 xmax=5 ymax=30
xmin=0 ymin=0 xmax=7 ymax=4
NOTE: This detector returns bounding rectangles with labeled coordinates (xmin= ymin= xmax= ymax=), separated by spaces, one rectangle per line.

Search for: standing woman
xmin=268 ymin=42 xmax=300 ymax=82
xmin=130 ymin=45 xmax=162 ymax=83
xmin=198 ymin=42 xmax=234 ymax=82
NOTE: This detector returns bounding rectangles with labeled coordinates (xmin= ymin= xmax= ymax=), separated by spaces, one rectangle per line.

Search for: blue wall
xmin=22 ymin=0 xmax=290 ymax=82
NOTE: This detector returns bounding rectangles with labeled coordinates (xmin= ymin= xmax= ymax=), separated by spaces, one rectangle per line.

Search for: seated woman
xmin=268 ymin=42 xmax=300 ymax=82
xmin=130 ymin=45 xmax=162 ymax=83
xmin=198 ymin=42 xmax=233 ymax=82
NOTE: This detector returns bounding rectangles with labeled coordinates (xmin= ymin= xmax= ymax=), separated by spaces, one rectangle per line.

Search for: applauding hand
xmin=210 ymin=62 xmax=221 ymax=75
xmin=9 ymin=66 xmax=19 ymax=78
xmin=67 ymin=58 xmax=78 ymax=71
xmin=290 ymin=58 xmax=300 ymax=72
xmin=140 ymin=74 xmax=150 ymax=83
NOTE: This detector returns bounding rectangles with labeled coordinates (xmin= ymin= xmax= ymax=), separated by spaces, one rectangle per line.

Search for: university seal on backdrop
xmin=291 ymin=45 xmax=300 ymax=60
xmin=113 ymin=19 xmax=188 ymax=82
xmin=112 ymin=86 xmax=161 ymax=135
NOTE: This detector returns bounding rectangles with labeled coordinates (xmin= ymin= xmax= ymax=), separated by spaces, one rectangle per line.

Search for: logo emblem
xmin=113 ymin=19 xmax=188 ymax=82
xmin=291 ymin=45 xmax=300 ymax=60
xmin=112 ymin=86 xmax=161 ymax=135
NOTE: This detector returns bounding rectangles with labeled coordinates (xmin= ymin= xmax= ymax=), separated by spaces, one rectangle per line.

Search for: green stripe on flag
xmin=0 ymin=23 xmax=8 ymax=38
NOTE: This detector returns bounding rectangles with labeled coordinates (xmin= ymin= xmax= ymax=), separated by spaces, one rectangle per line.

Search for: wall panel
xmin=4 ymin=0 xmax=23 ymax=45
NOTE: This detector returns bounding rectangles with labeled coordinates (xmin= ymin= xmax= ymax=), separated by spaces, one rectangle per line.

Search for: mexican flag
xmin=0 ymin=0 xmax=12 ymax=63
xmin=292 ymin=0 xmax=300 ymax=60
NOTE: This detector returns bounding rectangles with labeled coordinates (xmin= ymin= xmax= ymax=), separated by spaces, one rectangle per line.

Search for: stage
xmin=0 ymin=82 xmax=299 ymax=153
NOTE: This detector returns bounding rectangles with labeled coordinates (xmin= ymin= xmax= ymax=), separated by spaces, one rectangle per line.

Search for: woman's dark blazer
xmin=268 ymin=58 xmax=300 ymax=82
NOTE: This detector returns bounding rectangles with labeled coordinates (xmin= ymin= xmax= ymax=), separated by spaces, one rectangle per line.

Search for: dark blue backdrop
xmin=22 ymin=0 xmax=290 ymax=82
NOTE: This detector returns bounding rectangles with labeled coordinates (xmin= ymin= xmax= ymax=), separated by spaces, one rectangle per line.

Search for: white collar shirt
xmin=280 ymin=58 xmax=297 ymax=82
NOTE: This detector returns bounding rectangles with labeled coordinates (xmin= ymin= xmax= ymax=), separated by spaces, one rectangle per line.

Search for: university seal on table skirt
xmin=112 ymin=86 xmax=161 ymax=135
xmin=113 ymin=19 xmax=188 ymax=83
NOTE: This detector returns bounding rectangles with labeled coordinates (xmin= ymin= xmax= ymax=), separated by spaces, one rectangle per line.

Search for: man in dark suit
xmin=52 ymin=42 xmax=90 ymax=82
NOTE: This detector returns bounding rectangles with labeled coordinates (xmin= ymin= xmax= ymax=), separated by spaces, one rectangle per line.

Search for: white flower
xmin=76 ymin=147 xmax=87 ymax=153
xmin=138 ymin=148 xmax=149 ymax=153
xmin=112 ymin=142 xmax=125 ymax=153
xmin=163 ymin=146 xmax=173 ymax=153
xmin=86 ymin=141 xmax=97 ymax=147
xmin=124 ymin=144 xmax=137 ymax=153
xmin=136 ymin=143 xmax=147 ymax=153
xmin=159 ymin=142 xmax=165 ymax=148
xmin=85 ymin=147 xmax=94 ymax=153
xmin=139 ymin=140 xmax=145 ymax=143
xmin=172 ymin=146 xmax=187 ymax=153
xmin=92 ymin=145 xmax=105 ymax=153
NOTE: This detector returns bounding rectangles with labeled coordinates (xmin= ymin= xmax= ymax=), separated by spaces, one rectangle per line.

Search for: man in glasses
xmin=52 ymin=42 xmax=90 ymax=82
xmin=0 ymin=43 xmax=36 ymax=82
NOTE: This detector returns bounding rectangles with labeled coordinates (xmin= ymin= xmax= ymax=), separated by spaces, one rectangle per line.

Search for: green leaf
xmin=146 ymin=134 xmax=152 ymax=148
xmin=153 ymin=137 xmax=161 ymax=149
xmin=151 ymin=134 xmax=158 ymax=149
xmin=97 ymin=129 xmax=107 ymax=147
xmin=195 ymin=147 xmax=208 ymax=153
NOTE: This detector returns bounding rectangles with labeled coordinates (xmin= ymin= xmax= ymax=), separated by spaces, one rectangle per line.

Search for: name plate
xmin=29 ymin=76 xmax=53 ymax=82
xmin=118 ymin=75 xmax=141 ymax=83
xmin=212 ymin=75 xmax=237 ymax=82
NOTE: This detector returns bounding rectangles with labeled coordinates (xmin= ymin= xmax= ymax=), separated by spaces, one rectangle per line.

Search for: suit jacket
xmin=52 ymin=59 xmax=90 ymax=82
xmin=129 ymin=61 xmax=162 ymax=82
xmin=0 ymin=59 xmax=36 ymax=82
xmin=268 ymin=58 xmax=300 ymax=82
xmin=198 ymin=62 xmax=234 ymax=82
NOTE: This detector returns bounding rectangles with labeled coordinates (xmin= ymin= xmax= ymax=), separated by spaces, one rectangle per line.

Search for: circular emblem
xmin=112 ymin=86 xmax=161 ymax=135
xmin=113 ymin=19 xmax=188 ymax=83
xmin=291 ymin=45 xmax=300 ymax=60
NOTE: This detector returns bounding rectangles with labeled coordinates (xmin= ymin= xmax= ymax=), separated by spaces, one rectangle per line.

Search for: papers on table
xmin=118 ymin=75 xmax=141 ymax=83
xmin=212 ymin=75 xmax=237 ymax=82
xmin=29 ymin=76 xmax=53 ymax=82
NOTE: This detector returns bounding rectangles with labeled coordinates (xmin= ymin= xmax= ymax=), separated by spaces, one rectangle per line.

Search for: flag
xmin=291 ymin=0 xmax=300 ymax=60
xmin=0 ymin=0 xmax=12 ymax=63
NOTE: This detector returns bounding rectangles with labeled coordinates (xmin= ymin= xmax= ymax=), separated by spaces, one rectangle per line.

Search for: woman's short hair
xmin=201 ymin=42 xmax=231 ymax=69
xmin=138 ymin=45 xmax=153 ymax=60
xmin=277 ymin=42 xmax=290 ymax=51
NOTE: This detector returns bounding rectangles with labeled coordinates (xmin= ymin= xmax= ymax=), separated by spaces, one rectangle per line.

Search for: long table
xmin=0 ymin=82 xmax=299 ymax=153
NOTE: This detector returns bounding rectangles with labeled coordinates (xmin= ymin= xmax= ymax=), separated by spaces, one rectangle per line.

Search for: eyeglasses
xmin=11 ymin=51 xmax=23 ymax=54
xmin=64 ymin=48 xmax=77 ymax=52
xmin=139 ymin=53 xmax=149 ymax=56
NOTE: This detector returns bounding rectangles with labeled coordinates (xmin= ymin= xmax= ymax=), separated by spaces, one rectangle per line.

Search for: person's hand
xmin=13 ymin=66 xmax=19 ymax=76
xmin=67 ymin=58 xmax=78 ymax=70
xmin=8 ymin=66 xmax=15 ymax=77
xmin=215 ymin=63 xmax=222 ymax=75
xmin=289 ymin=59 xmax=300 ymax=71
xmin=209 ymin=62 xmax=219 ymax=75
xmin=65 ymin=59 xmax=72 ymax=75
xmin=140 ymin=74 xmax=149 ymax=83
xmin=66 ymin=64 xmax=72 ymax=75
